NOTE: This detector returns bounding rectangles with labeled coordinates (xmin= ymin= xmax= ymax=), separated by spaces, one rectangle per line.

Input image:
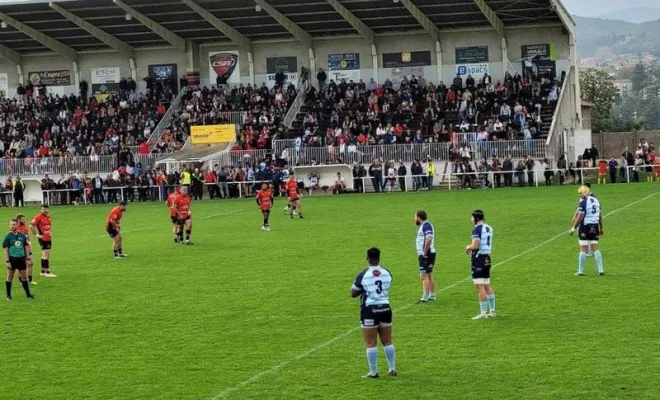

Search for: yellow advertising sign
xmin=190 ymin=124 xmax=235 ymax=144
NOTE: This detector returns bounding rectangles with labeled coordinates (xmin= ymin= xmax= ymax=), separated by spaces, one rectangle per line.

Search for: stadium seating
xmin=0 ymin=83 xmax=174 ymax=159
xmin=285 ymin=73 xmax=560 ymax=149
xmin=152 ymin=83 xmax=298 ymax=153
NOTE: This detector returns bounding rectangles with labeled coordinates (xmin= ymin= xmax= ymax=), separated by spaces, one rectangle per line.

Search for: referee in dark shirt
xmin=4 ymin=219 xmax=34 ymax=300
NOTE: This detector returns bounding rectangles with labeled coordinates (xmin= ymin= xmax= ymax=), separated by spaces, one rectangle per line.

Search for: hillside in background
xmin=596 ymin=7 xmax=660 ymax=23
xmin=575 ymin=15 xmax=660 ymax=58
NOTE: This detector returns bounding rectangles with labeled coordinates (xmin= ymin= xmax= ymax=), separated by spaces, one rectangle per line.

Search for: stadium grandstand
xmin=0 ymin=0 xmax=584 ymax=202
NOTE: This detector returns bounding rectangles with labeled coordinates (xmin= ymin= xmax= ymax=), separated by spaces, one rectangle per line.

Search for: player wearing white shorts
xmin=351 ymin=247 xmax=397 ymax=379
xmin=465 ymin=209 xmax=496 ymax=320
xmin=569 ymin=186 xmax=605 ymax=276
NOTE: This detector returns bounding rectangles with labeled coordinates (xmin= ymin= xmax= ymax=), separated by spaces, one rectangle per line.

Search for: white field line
xmin=207 ymin=191 xmax=660 ymax=400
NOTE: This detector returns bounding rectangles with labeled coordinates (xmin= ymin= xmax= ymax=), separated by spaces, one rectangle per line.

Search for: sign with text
xmin=209 ymin=51 xmax=240 ymax=85
xmin=0 ymin=73 xmax=7 ymax=96
xmin=382 ymin=51 xmax=432 ymax=68
xmin=91 ymin=67 xmax=120 ymax=100
xmin=28 ymin=70 xmax=72 ymax=86
xmin=455 ymin=46 xmax=489 ymax=64
xmin=389 ymin=66 xmax=425 ymax=87
xmin=521 ymin=43 xmax=557 ymax=79
xmin=148 ymin=64 xmax=178 ymax=81
xmin=456 ymin=63 xmax=490 ymax=78
xmin=190 ymin=124 xmax=236 ymax=144
xmin=328 ymin=53 xmax=361 ymax=82
xmin=266 ymin=56 xmax=298 ymax=87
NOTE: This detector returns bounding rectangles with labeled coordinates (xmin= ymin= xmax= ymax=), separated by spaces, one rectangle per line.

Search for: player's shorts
xmin=261 ymin=208 xmax=271 ymax=214
xmin=8 ymin=257 xmax=27 ymax=271
xmin=288 ymin=196 xmax=299 ymax=202
xmin=471 ymin=254 xmax=491 ymax=284
xmin=106 ymin=226 xmax=120 ymax=238
xmin=418 ymin=252 xmax=436 ymax=274
xmin=38 ymin=239 xmax=52 ymax=250
xmin=579 ymin=223 xmax=599 ymax=246
xmin=360 ymin=304 xmax=392 ymax=329
xmin=178 ymin=215 xmax=191 ymax=224
xmin=170 ymin=216 xmax=178 ymax=224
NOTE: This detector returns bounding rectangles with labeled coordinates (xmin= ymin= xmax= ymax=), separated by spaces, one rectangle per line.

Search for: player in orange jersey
xmin=286 ymin=172 xmax=303 ymax=220
xmin=173 ymin=186 xmax=193 ymax=245
xmin=106 ymin=201 xmax=128 ymax=259
xmin=256 ymin=182 xmax=274 ymax=231
xmin=166 ymin=187 xmax=181 ymax=242
xmin=15 ymin=214 xmax=36 ymax=285
xmin=29 ymin=205 xmax=56 ymax=278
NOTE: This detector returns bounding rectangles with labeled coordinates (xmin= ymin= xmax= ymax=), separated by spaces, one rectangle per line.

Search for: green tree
xmin=631 ymin=62 xmax=649 ymax=92
xmin=580 ymin=68 xmax=620 ymax=133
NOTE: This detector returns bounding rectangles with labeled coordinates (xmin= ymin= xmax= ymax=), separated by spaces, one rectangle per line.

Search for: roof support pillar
xmin=398 ymin=0 xmax=441 ymax=43
xmin=0 ymin=12 xmax=77 ymax=62
xmin=112 ymin=0 xmax=186 ymax=52
xmin=181 ymin=0 xmax=252 ymax=49
xmin=472 ymin=0 xmax=505 ymax=37
xmin=72 ymin=61 xmax=80 ymax=89
xmin=371 ymin=44 xmax=378 ymax=83
xmin=248 ymin=51 xmax=254 ymax=86
xmin=501 ymin=37 xmax=509 ymax=80
xmin=436 ymin=41 xmax=442 ymax=84
xmin=253 ymin=0 xmax=312 ymax=48
xmin=186 ymin=40 xmax=200 ymax=84
xmin=0 ymin=43 xmax=22 ymax=65
xmin=309 ymin=48 xmax=316 ymax=88
xmin=17 ymin=64 xmax=24 ymax=85
xmin=326 ymin=0 xmax=375 ymax=44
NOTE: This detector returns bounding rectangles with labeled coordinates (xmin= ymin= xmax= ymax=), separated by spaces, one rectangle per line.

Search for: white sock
xmin=383 ymin=345 xmax=395 ymax=371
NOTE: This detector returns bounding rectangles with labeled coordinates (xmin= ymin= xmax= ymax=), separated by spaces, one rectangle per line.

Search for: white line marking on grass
xmin=201 ymin=210 xmax=242 ymax=220
xmin=207 ymin=191 xmax=660 ymax=400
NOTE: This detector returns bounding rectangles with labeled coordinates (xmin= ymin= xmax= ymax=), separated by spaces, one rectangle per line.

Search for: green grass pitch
xmin=2 ymin=184 xmax=660 ymax=400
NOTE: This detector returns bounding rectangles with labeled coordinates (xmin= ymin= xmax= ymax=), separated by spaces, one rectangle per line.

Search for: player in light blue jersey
xmin=572 ymin=183 xmax=596 ymax=256
xmin=464 ymin=210 xmax=496 ymax=320
xmin=415 ymin=210 xmax=436 ymax=302
xmin=570 ymin=186 xmax=605 ymax=275
xmin=351 ymin=248 xmax=396 ymax=379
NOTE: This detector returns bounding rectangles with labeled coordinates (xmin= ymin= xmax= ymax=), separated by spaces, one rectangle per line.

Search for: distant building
xmin=642 ymin=85 xmax=660 ymax=100
xmin=613 ymin=79 xmax=632 ymax=98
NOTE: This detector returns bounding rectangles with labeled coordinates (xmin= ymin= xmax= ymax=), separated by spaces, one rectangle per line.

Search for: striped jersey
xmin=578 ymin=195 xmax=601 ymax=225
xmin=351 ymin=266 xmax=392 ymax=307
xmin=416 ymin=221 xmax=436 ymax=256
xmin=471 ymin=223 xmax=493 ymax=255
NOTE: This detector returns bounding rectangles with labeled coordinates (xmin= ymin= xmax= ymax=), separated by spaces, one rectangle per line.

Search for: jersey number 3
xmin=375 ymin=280 xmax=383 ymax=294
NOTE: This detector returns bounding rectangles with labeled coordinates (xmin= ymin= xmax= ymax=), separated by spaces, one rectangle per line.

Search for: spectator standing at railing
xmin=352 ymin=162 xmax=366 ymax=193
xmin=191 ymin=168 xmax=204 ymax=200
xmin=525 ymin=156 xmax=535 ymax=186
xmin=205 ymin=169 xmax=218 ymax=199
xmin=218 ymin=167 xmax=229 ymax=199
xmin=397 ymin=162 xmax=407 ymax=192
xmin=92 ymin=173 xmax=104 ymax=204
xmin=411 ymin=160 xmax=423 ymax=191
xmin=557 ymin=155 xmax=567 ymax=185
xmin=492 ymin=158 xmax=502 ymax=188
xmin=369 ymin=159 xmax=383 ymax=193
xmin=515 ymin=159 xmax=526 ymax=188
xmin=426 ymin=158 xmax=436 ymax=189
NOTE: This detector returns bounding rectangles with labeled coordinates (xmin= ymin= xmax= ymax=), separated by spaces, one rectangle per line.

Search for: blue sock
xmin=487 ymin=294 xmax=496 ymax=311
xmin=383 ymin=344 xmax=396 ymax=371
xmin=593 ymin=250 xmax=604 ymax=273
xmin=578 ymin=252 xmax=586 ymax=274
xmin=479 ymin=301 xmax=488 ymax=314
xmin=366 ymin=347 xmax=378 ymax=376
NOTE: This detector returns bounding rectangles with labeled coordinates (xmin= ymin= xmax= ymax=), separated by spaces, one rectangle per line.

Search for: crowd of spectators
xmin=1 ymin=79 xmax=174 ymax=163
xmin=153 ymin=82 xmax=298 ymax=153
xmin=291 ymin=69 xmax=561 ymax=151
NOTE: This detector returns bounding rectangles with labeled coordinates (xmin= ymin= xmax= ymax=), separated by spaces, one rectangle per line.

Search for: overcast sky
xmin=561 ymin=0 xmax=659 ymax=17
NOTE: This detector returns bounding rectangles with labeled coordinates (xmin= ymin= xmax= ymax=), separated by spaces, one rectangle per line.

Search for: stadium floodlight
xmin=0 ymin=21 xmax=6 ymax=29
xmin=393 ymin=0 xmax=399 ymax=3
xmin=255 ymin=4 xmax=261 ymax=12
xmin=125 ymin=13 xmax=132 ymax=21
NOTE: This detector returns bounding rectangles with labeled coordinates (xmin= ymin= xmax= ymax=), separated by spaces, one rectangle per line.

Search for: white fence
xmin=0 ymin=153 xmax=171 ymax=177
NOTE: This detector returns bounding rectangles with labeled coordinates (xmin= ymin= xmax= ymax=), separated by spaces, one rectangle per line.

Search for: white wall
xmin=0 ymin=25 xmax=570 ymax=94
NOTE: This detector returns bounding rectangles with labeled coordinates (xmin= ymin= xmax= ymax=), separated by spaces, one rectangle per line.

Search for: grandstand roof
xmin=0 ymin=0 xmax=573 ymax=57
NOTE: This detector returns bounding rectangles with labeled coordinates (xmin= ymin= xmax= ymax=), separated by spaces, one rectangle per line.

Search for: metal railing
xmin=546 ymin=66 xmax=575 ymax=163
xmin=282 ymin=80 xmax=308 ymax=131
xmin=272 ymin=139 xmax=296 ymax=156
xmin=147 ymin=88 xmax=187 ymax=150
xmin=0 ymin=153 xmax=171 ymax=177
xmin=261 ymin=140 xmax=547 ymax=166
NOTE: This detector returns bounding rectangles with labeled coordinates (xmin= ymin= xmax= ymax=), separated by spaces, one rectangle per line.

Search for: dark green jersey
xmin=3 ymin=231 xmax=28 ymax=258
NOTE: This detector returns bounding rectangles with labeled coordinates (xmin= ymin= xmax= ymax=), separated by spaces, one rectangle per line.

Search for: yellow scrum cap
xmin=578 ymin=186 xmax=590 ymax=197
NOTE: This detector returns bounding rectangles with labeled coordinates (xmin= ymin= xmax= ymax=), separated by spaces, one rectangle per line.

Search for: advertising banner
xmin=209 ymin=51 xmax=240 ymax=85
xmin=390 ymin=66 xmax=425 ymax=87
xmin=27 ymin=70 xmax=72 ymax=86
xmin=456 ymin=63 xmax=489 ymax=78
xmin=328 ymin=53 xmax=361 ymax=82
xmin=382 ymin=51 xmax=432 ymax=68
xmin=455 ymin=46 xmax=489 ymax=64
xmin=266 ymin=56 xmax=298 ymax=87
xmin=91 ymin=67 xmax=120 ymax=101
xmin=190 ymin=124 xmax=236 ymax=145
xmin=521 ymin=44 xmax=557 ymax=78
xmin=148 ymin=64 xmax=178 ymax=82
xmin=0 ymin=73 xmax=8 ymax=97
